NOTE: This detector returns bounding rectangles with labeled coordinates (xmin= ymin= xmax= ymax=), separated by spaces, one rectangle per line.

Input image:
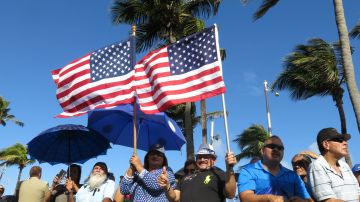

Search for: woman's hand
xmin=130 ymin=154 xmax=144 ymax=173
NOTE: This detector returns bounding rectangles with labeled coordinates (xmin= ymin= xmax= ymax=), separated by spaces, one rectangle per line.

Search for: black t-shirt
xmin=176 ymin=168 xmax=226 ymax=202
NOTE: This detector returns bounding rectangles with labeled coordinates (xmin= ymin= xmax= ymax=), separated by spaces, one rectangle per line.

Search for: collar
xmin=254 ymin=160 xmax=289 ymax=176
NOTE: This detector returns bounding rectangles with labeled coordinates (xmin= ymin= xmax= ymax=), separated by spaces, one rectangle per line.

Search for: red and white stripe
xmin=52 ymin=54 xmax=135 ymax=117
xmin=135 ymin=47 xmax=226 ymax=114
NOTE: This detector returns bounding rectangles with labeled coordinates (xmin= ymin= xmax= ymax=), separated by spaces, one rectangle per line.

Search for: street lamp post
xmin=263 ymin=80 xmax=279 ymax=136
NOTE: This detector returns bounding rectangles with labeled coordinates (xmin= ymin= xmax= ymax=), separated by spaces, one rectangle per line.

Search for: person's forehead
xmin=93 ymin=165 xmax=104 ymax=170
xmin=265 ymin=137 xmax=283 ymax=145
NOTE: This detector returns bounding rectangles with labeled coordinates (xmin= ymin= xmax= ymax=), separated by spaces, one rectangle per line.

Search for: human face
xmin=292 ymin=156 xmax=308 ymax=177
xmin=92 ymin=165 xmax=106 ymax=176
xmin=148 ymin=151 xmax=165 ymax=169
xmin=261 ymin=138 xmax=284 ymax=164
xmin=184 ymin=164 xmax=196 ymax=175
xmin=325 ymin=137 xmax=348 ymax=158
xmin=196 ymin=154 xmax=216 ymax=170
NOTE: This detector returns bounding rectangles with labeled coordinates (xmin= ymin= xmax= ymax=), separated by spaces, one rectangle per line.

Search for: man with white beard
xmin=66 ymin=162 xmax=115 ymax=202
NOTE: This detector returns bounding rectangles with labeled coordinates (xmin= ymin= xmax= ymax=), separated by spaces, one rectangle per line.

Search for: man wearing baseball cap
xmin=66 ymin=162 xmax=115 ymax=202
xmin=353 ymin=163 xmax=360 ymax=186
xmin=308 ymin=127 xmax=360 ymax=201
xmin=158 ymin=143 xmax=237 ymax=202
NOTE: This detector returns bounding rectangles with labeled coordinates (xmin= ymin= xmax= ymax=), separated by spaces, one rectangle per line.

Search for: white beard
xmin=87 ymin=173 xmax=106 ymax=189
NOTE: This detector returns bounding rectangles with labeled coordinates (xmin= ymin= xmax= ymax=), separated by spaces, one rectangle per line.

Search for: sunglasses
xmin=328 ymin=137 xmax=346 ymax=143
xmin=264 ymin=144 xmax=284 ymax=151
xmin=292 ymin=160 xmax=308 ymax=168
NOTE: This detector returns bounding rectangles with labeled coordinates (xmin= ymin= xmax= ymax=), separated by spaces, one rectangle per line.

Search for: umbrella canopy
xmin=28 ymin=124 xmax=111 ymax=165
xmin=88 ymin=104 xmax=186 ymax=151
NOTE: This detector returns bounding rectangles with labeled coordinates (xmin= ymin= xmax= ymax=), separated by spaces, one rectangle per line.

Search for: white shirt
xmin=75 ymin=179 xmax=115 ymax=202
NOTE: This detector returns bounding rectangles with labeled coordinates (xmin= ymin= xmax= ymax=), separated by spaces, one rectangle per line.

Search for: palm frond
xmin=349 ymin=20 xmax=360 ymax=39
xmin=253 ymin=0 xmax=280 ymax=21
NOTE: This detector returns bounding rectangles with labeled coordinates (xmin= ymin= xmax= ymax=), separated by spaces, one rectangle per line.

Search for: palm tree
xmin=111 ymin=0 xmax=221 ymax=158
xmin=0 ymin=143 xmax=35 ymax=193
xmin=242 ymin=0 xmax=360 ymax=133
xmin=0 ymin=96 xmax=24 ymax=127
xmin=272 ymin=38 xmax=352 ymax=166
xmin=233 ymin=124 xmax=270 ymax=161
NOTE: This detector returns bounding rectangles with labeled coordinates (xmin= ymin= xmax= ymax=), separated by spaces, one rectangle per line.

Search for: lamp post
xmin=263 ymin=80 xmax=279 ymax=136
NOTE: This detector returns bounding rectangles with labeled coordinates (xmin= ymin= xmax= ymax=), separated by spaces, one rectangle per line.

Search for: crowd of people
xmin=0 ymin=127 xmax=359 ymax=202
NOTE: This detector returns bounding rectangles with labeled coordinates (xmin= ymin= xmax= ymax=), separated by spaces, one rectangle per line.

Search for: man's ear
xmin=323 ymin=141 xmax=330 ymax=152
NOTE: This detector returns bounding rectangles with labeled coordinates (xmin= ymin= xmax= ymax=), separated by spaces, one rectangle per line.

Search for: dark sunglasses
xmin=264 ymin=144 xmax=284 ymax=151
xmin=328 ymin=137 xmax=346 ymax=143
xmin=292 ymin=160 xmax=308 ymax=168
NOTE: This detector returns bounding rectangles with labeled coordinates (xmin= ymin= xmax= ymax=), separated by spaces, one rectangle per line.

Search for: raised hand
xmin=130 ymin=154 xmax=144 ymax=172
xmin=65 ymin=177 xmax=74 ymax=192
xmin=157 ymin=166 xmax=169 ymax=189
xmin=225 ymin=152 xmax=237 ymax=169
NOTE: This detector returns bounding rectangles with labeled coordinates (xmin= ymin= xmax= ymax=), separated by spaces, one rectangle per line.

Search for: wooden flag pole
xmin=132 ymin=25 xmax=137 ymax=155
xmin=133 ymin=101 xmax=137 ymax=154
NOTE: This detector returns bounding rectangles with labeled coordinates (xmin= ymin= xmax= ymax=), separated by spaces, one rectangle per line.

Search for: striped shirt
xmin=308 ymin=155 xmax=360 ymax=201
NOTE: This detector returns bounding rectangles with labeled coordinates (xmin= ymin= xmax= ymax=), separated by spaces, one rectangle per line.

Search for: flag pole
xmin=214 ymin=24 xmax=231 ymax=152
xmin=221 ymin=94 xmax=231 ymax=152
xmin=131 ymin=25 xmax=137 ymax=155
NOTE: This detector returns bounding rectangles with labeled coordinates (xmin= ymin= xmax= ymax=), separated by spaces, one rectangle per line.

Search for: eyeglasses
xmin=328 ymin=138 xmax=346 ymax=143
xmin=292 ymin=160 xmax=308 ymax=168
xmin=264 ymin=144 xmax=284 ymax=151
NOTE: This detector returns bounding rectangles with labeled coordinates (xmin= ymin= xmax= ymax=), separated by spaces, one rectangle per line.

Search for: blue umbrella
xmin=28 ymin=124 xmax=111 ymax=165
xmin=87 ymin=104 xmax=186 ymax=151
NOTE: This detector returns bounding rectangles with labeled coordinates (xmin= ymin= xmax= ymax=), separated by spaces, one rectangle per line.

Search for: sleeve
xmin=293 ymin=173 xmax=311 ymax=199
xmin=103 ymin=180 xmax=116 ymax=200
xmin=237 ymin=167 xmax=256 ymax=193
xmin=120 ymin=175 xmax=134 ymax=195
xmin=138 ymin=169 xmax=164 ymax=191
xmin=308 ymin=161 xmax=337 ymax=201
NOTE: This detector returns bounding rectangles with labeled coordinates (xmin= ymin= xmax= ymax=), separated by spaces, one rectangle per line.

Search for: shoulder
xmin=309 ymin=156 xmax=328 ymax=171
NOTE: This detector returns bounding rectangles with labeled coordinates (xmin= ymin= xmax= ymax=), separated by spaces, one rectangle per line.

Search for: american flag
xmin=135 ymin=25 xmax=226 ymax=114
xmin=52 ymin=38 xmax=136 ymax=117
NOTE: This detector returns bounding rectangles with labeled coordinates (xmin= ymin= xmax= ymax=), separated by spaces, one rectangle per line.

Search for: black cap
xmin=93 ymin=162 xmax=108 ymax=174
xmin=317 ymin=127 xmax=351 ymax=146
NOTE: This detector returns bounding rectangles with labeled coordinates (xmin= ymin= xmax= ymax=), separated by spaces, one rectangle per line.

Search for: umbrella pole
xmin=133 ymin=101 xmax=137 ymax=154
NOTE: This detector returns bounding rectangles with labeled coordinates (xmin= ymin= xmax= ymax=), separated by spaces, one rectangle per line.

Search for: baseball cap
xmin=196 ymin=144 xmax=216 ymax=158
xmin=149 ymin=144 xmax=165 ymax=154
xmin=316 ymin=127 xmax=351 ymax=146
xmin=352 ymin=163 xmax=360 ymax=173
xmin=93 ymin=162 xmax=108 ymax=174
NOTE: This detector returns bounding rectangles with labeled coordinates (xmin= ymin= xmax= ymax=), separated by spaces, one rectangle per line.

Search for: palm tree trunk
xmin=335 ymin=97 xmax=347 ymax=134
xmin=185 ymin=102 xmax=194 ymax=159
xmin=201 ymin=100 xmax=207 ymax=144
xmin=333 ymin=0 xmax=360 ymax=133
xmin=335 ymin=97 xmax=352 ymax=167
xmin=14 ymin=166 xmax=23 ymax=195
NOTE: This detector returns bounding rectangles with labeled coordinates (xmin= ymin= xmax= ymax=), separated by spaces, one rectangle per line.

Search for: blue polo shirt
xmin=237 ymin=161 xmax=310 ymax=200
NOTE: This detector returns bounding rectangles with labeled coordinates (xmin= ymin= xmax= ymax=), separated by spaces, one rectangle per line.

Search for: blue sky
xmin=1 ymin=0 xmax=360 ymax=196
